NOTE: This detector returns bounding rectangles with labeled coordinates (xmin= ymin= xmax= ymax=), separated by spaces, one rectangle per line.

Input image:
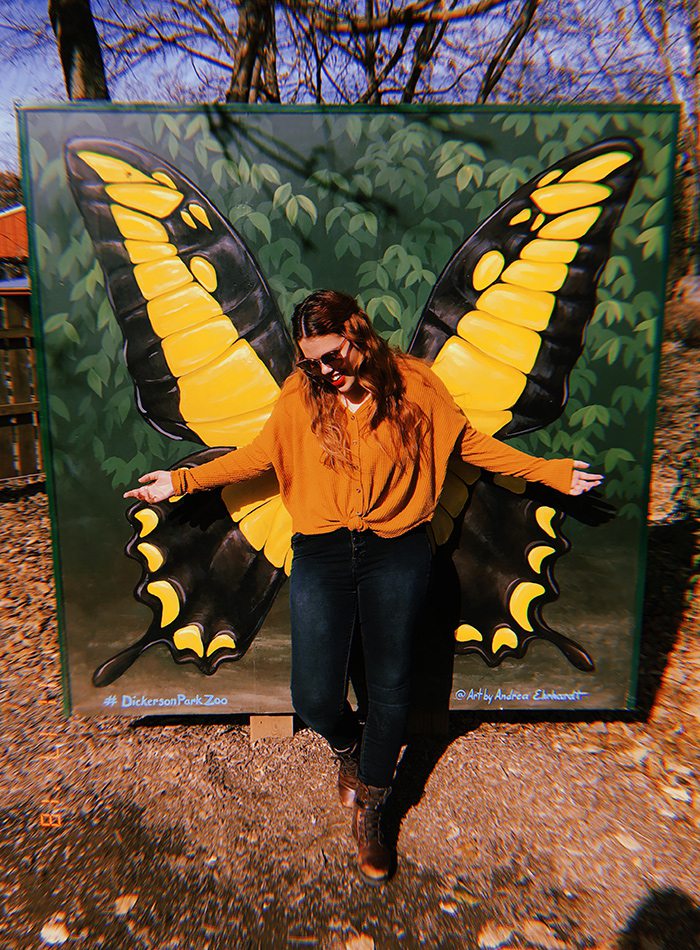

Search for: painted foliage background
xmin=19 ymin=104 xmax=676 ymax=716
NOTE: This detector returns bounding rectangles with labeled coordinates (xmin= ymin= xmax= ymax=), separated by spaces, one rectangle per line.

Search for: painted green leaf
xmin=636 ymin=227 xmax=664 ymax=260
xmin=50 ymin=395 xmax=71 ymax=421
xmin=44 ymin=312 xmax=70 ymax=334
xmin=248 ymin=212 xmax=272 ymax=242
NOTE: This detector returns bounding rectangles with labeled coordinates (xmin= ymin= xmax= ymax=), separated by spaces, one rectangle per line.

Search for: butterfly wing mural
xmin=65 ymin=140 xmax=294 ymax=685
xmin=409 ymin=140 xmax=641 ymax=669
xmin=63 ymin=134 xmax=640 ymax=686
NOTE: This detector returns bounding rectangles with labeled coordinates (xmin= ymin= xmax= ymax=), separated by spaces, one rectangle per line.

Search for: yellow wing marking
xmin=80 ymin=148 xmax=282 ymax=448
xmin=161 ymin=316 xmax=239 ymax=376
xmin=520 ymin=239 xmax=579 ymax=264
xmin=125 ymin=240 xmax=177 ymax=264
xmin=147 ymin=580 xmax=180 ymax=627
xmin=147 ymin=284 xmax=222 ymax=336
xmin=173 ymin=624 xmax=204 ymax=656
xmin=492 ymin=627 xmax=519 ymax=651
xmin=455 ymin=624 xmax=483 ymax=643
xmin=207 ymin=632 xmax=237 ymax=655
xmin=509 ymin=209 xmax=531 ymax=226
xmin=431 ymin=462 xmax=475 ymax=545
xmin=134 ymin=508 xmax=159 ymax=537
xmin=536 ymin=169 xmax=562 ymax=188
xmin=560 ymin=151 xmax=632 ymax=183
xmin=431 ymin=337 xmax=525 ymax=412
xmin=439 ymin=469 xmax=471 ymax=516
xmin=77 ymin=151 xmax=153 ymax=183
xmin=283 ymin=549 xmax=294 ymax=576
xmin=152 ymin=171 xmax=178 ymax=189
xmin=221 ymin=472 xmax=280 ymax=520
xmin=238 ymin=497 xmax=292 ymax=569
xmin=430 ymin=147 xmax=625 ymax=435
xmin=181 ymin=209 xmax=197 ymax=229
xmin=508 ymin=582 xmax=545 ymax=632
xmin=500 ymin=260 xmax=568 ymax=293
xmin=476 ymin=286 xmax=555 ymax=331
xmin=535 ymin=506 xmax=557 ymax=538
xmin=527 ymin=545 xmax=555 ymax=573
xmin=137 ymin=542 xmax=164 ymax=571
xmin=462 ymin=409 xmax=511 ymax=436
xmin=263 ymin=504 xmax=294 ymax=569
xmin=190 ymin=204 xmax=212 ymax=229
xmin=449 ymin=458 xmax=482 ymax=485
xmin=193 ymin=408 xmax=278 ymax=448
xmin=105 ymin=182 xmax=184 ymax=218
xmin=493 ymin=474 xmax=526 ymax=494
xmin=112 ymin=206 xmax=168 ymax=242
xmin=531 ymin=182 xmax=612 ymax=215
xmin=538 ymin=207 xmax=601 ymax=240
xmin=457 ymin=310 xmax=540 ymax=374
xmin=221 ymin=475 xmax=293 ymax=571
xmin=189 ymin=256 xmax=218 ymax=292
xmin=179 ymin=341 xmax=279 ymax=428
xmin=472 ymin=250 xmax=505 ymax=291
xmin=430 ymin=504 xmax=454 ymax=547
xmin=134 ymin=258 xmax=193 ymax=299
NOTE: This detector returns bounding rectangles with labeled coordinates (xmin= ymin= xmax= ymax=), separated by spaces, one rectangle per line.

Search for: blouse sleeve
xmin=170 ymin=400 xmax=281 ymax=495
xmin=409 ymin=358 xmax=574 ymax=495
xmin=459 ymin=421 xmax=573 ymax=494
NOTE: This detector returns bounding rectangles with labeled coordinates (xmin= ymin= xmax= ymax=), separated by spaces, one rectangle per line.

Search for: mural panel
xmin=19 ymin=105 xmax=678 ymax=715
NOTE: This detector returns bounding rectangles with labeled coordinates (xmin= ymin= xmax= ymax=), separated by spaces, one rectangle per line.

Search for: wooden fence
xmin=0 ymin=291 xmax=42 ymax=481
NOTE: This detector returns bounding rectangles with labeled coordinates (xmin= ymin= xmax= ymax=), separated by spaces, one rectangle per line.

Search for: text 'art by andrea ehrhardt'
xmin=19 ymin=104 xmax=677 ymax=716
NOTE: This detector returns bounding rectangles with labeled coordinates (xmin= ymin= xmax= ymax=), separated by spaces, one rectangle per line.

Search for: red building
xmin=0 ymin=205 xmax=40 ymax=481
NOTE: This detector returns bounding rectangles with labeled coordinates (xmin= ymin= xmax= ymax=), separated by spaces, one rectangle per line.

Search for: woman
xmin=125 ymin=290 xmax=602 ymax=883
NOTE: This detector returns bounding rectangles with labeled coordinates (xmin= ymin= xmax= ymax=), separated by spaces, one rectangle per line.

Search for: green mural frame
xmin=18 ymin=103 xmax=678 ymax=716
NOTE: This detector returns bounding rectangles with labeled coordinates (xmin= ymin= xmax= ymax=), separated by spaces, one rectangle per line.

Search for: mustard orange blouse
xmin=170 ymin=358 xmax=573 ymax=538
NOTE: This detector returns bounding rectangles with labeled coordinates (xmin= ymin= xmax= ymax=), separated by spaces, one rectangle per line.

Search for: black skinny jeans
xmin=289 ymin=525 xmax=433 ymax=787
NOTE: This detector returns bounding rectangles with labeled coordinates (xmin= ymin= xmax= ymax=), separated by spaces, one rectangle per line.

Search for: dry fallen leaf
xmin=345 ymin=936 xmax=375 ymax=950
xmin=40 ymin=919 xmax=70 ymax=946
xmin=439 ymin=900 xmax=458 ymax=915
xmin=660 ymin=784 xmax=692 ymax=804
xmin=517 ymin=917 xmax=569 ymax=949
xmin=478 ymin=923 xmax=514 ymax=949
xmin=114 ymin=893 xmax=138 ymax=915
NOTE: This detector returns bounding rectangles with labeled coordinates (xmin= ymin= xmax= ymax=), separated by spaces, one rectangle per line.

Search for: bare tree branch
xmin=284 ymin=0 xmax=509 ymax=35
xmin=402 ymin=0 xmax=457 ymax=102
xmin=477 ymin=0 xmax=538 ymax=102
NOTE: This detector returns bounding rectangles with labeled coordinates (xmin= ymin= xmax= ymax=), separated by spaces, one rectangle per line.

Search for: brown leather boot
xmin=352 ymin=781 xmax=393 ymax=883
xmin=333 ymin=741 xmax=360 ymax=808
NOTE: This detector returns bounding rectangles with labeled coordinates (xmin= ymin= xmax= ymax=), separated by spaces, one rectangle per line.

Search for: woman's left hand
xmin=570 ymin=460 xmax=604 ymax=495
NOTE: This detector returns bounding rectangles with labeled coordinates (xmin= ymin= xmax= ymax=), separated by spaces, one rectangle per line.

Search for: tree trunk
xmin=227 ymin=0 xmax=279 ymax=103
xmin=48 ymin=0 xmax=110 ymax=100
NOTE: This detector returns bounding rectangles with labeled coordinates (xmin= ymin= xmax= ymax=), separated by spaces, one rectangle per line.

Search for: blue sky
xmin=0 ymin=1 xmax=692 ymax=174
xmin=0 ymin=0 xmax=64 ymax=171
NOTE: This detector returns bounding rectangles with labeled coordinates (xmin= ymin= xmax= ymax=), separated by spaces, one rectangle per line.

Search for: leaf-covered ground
xmin=1 ymin=339 xmax=697 ymax=950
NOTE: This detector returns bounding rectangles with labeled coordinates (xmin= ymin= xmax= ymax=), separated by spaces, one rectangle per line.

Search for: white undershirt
xmin=340 ymin=392 xmax=371 ymax=413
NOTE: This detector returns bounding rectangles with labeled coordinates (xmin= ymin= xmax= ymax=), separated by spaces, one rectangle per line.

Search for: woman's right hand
xmin=123 ymin=470 xmax=176 ymax=504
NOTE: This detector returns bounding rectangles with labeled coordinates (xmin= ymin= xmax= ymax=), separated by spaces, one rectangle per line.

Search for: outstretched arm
xmin=459 ymin=422 xmax=602 ymax=496
xmin=124 ymin=398 xmax=282 ymax=503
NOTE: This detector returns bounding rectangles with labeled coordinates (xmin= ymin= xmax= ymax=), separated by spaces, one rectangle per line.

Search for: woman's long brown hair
xmin=291 ymin=290 xmax=427 ymax=469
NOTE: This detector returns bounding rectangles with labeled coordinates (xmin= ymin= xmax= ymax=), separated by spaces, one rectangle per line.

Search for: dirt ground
xmin=1 ymin=339 xmax=698 ymax=950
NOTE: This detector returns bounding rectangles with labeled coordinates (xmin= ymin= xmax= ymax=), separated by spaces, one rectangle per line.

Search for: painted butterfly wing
xmin=92 ymin=448 xmax=292 ymax=686
xmin=64 ymin=137 xmax=294 ymax=445
xmin=411 ymin=138 xmax=642 ymax=437
xmin=411 ymin=139 xmax=641 ymax=668
xmin=64 ymin=139 xmax=294 ymax=682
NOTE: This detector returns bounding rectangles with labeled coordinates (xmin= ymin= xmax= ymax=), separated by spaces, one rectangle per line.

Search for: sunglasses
xmin=296 ymin=338 xmax=353 ymax=376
